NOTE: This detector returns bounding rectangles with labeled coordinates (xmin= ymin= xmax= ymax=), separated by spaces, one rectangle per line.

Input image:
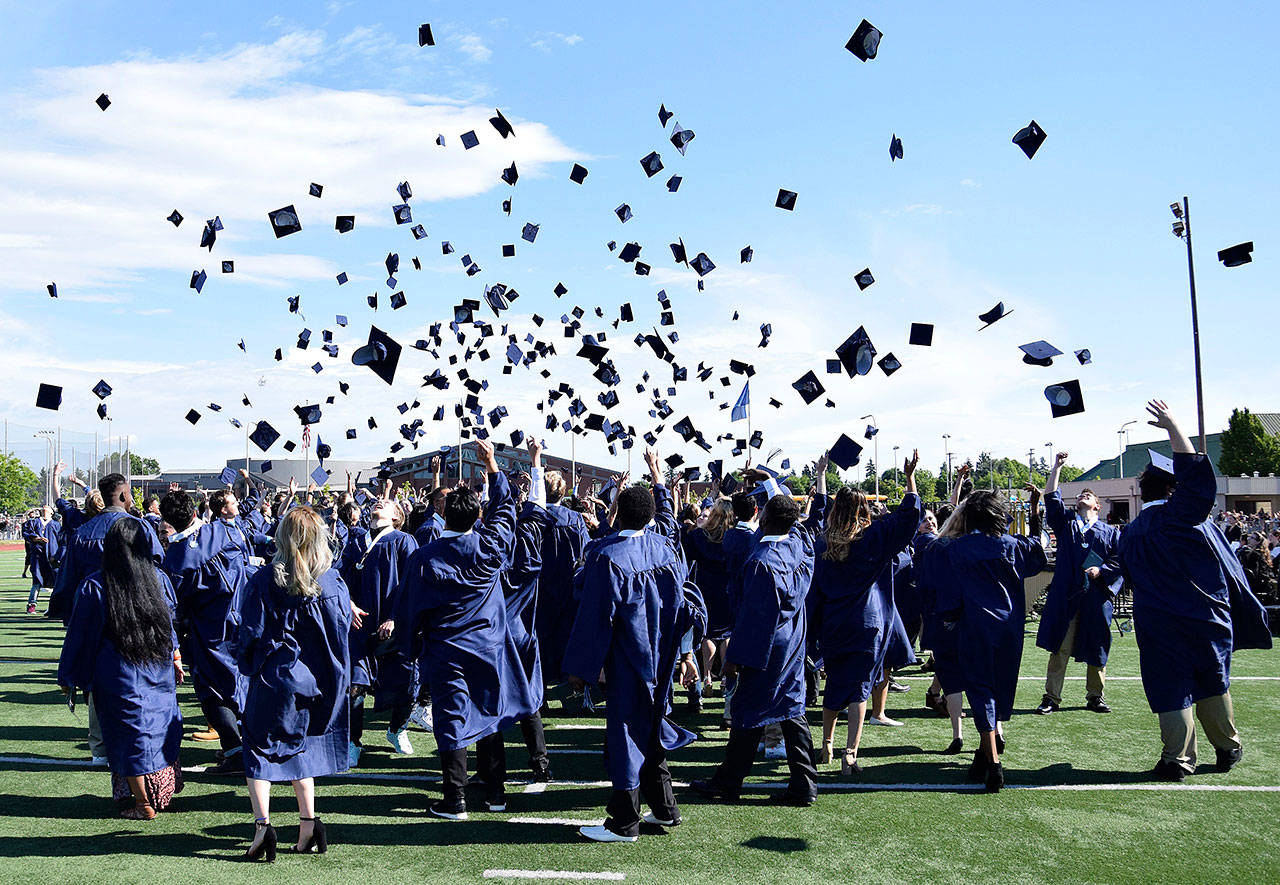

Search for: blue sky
xmin=0 ymin=1 xmax=1276 ymax=479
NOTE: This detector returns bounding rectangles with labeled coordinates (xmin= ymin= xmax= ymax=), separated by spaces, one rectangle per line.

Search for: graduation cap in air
xmin=670 ymin=124 xmax=694 ymax=155
xmin=846 ymin=19 xmax=882 ymax=61
xmin=249 ymin=421 xmax=280 ymax=451
xmin=393 ymin=203 xmax=412 ymax=225
xmin=855 ymin=269 xmax=875 ymax=290
xmin=167 ymin=210 xmax=183 ymax=227
xmin=335 ymin=215 xmax=354 ymax=233
xmin=501 ymin=162 xmax=518 ymax=186
xmin=92 ymin=379 xmax=112 ymax=400
xmin=667 ymin=175 xmax=682 ymax=192
xmin=1012 ymin=121 xmax=1047 ymax=159
xmin=673 ymin=416 xmax=697 ymax=442
xmin=310 ymin=465 xmax=329 ymax=487
xmin=309 ymin=182 xmax=323 ymax=198
xmin=1217 ymin=242 xmax=1253 ymax=267
xmin=691 ymin=253 xmax=716 ymax=276
xmin=485 ymin=283 xmax=511 ymax=316
xmin=658 ymin=103 xmax=673 ymax=126
xmin=640 ymin=151 xmax=664 ymax=177
xmin=490 ymin=109 xmax=515 ymax=138
xmin=569 ymin=163 xmax=588 ymax=184
xmin=829 ymin=433 xmax=864 ymax=470
xmin=1020 ymin=340 xmax=1063 ymax=367
xmin=190 ymin=269 xmax=207 ymax=293
xmin=35 ymin=383 xmax=61 ymax=411
xmin=222 ymin=261 xmax=234 ymax=273
xmin=776 ymin=189 xmax=797 ymax=210
xmin=1075 ymin=348 xmax=1092 ymax=365
xmin=615 ymin=203 xmax=633 ymax=223
xmin=95 ymin=92 xmax=111 ymax=110
xmin=418 ymin=23 xmax=435 ymax=46
xmin=316 ymin=437 xmax=331 ymax=462
xmin=909 ymin=323 xmax=934 ymax=346
xmin=218 ymin=466 xmax=238 ymax=486
xmin=878 ymin=353 xmax=902 ymax=376
xmin=865 ymin=424 xmax=879 ymax=440
xmin=460 ymin=130 xmax=479 ymax=149
xmin=351 ymin=326 xmax=401 ymax=385
xmin=978 ymin=301 xmax=1012 ymax=329
xmin=185 ymin=409 xmax=200 ymax=425
xmin=836 ymin=326 xmax=877 ymax=376
xmin=1146 ymin=449 xmax=1175 ymax=477
xmin=1044 ymin=380 xmax=1085 ymax=418
xmin=294 ymin=404 xmax=322 ymax=425
xmin=792 ymin=370 xmax=825 ymax=404
xmin=268 ymin=205 xmax=302 ymax=238
xmin=889 ymin=134 xmax=903 ymax=161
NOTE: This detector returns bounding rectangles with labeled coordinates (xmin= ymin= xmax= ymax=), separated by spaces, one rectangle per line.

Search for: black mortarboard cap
xmin=836 ymin=326 xmax=876 ymax=376
xmin=659 ymin=103 xmax=673 ymax=126
xmin=792 ymin=370 xmax=825 ymax=404
xmin=1075 ymin=348 xmax=1092 ymax=365
xmin=501 ymin=162 xmax=518 ymax=186
xmin=419 ymin=23 xmax=435 ymax=46
xmin=776 ymin=189 xmax=797 ymax=210
xmin=619 ymin=242 xmax=641 ymax=263
xmin=335 ymin=215 xmax=354 ymax=233
xmin=351 ymin=325 xmax=401 ymax=385
xmin=640 ymin=151 xmax=663 ymax=177
xmin=854 ymin=268 xmax=875 ymax=290
xmin=845 ymin=19 xmax=882 ymax=61
xmin=35 ymin=383 xmax=61 ymax=410
xmin=878 ymin=353 xmax=901 ymax=376
xmin=294 ymin=403 xmax=321 ymax=425
xmin=1045 ymin=380 xmax=1085 ymax=418
xmin=249 ymin=420 xmax=280 ymax=451
xmin=1217 ymin=242 xmax=1253 ymax=267
xmin=569 ymin=163 xmax=588 ymax=184
xmin=691 ymin=252 xmax=715 ymax=276
xmin=909 ymin=323 xmax=934 ymax=346
xmin=393 ymin=203 xmax=412 ymax=225
xmin=829 ymin=434 xmax=864 ymax=470
xmin=502 ymin=244 xmax=515 ymax=257
xmin=92 ymin=379 xmax=112 ymax=399
xmin=667 ymin=175 xmax=682 ymax=192
xmin=978 ymin=301 xmax=1012 ymax=329
xmin=268 ymin=205 xmax=302 ymax=237
xmin=740 ymin=246 xmax=753 ymax=263
xmin=96 ymin=403 xmax=107 ymax=419
xmin=489 ymin=109 xmax=514 ymax=138
xmin=889 ymin=134 xmax=903 ymax=161
xmin=309 ymin=182 xmax=323 ymax=198
xmin=94 ymin=93 xmax=111 ymax=111
xmin=190 ymin=269 xmax=207 ymax=293
xmin=390 ymin=291 xmax=406 ymax=309
xmin=222 ymin=261 xmax=234 ymax=273
xmin=460 ymin=130 xmax=479 ymax=149
xmin=670 ymin=124 xmax=694 ymax=155
xmin=674 ymin=416 xmax=696 ymax=442
xmin=1019 ymin=340 xmax=1063 ymax=367
xmin=184 ymin=408 xmax=200 ymax=424
xmin=826 ymin=358 xmax=842 ymax=374
xmin=283 ymin=440 xmax=296 ymax=452
xmin=167 ymin=210 xmax=183 ymax=227
xmin=1012 ymin=121 xmax=1047 ymax=159
xmin=522 ymin=223 xmax=539 ymax=243
xmin=397 ymin=181 xmax=412 ymax=200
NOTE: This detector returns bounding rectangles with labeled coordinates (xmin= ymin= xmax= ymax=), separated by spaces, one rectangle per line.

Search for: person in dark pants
xmin=692 ymin=494 xmax=818 ymax=806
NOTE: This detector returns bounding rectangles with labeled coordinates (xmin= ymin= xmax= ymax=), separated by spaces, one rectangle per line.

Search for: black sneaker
xmin=1034 ymin=699 xmax=1059 ymax=715
xmin=944 ymin=738 xmax=963 ymax=754
xmin=768 ymin=791 xmax=816 ymax=807
xmin=984 ymin=762 xmax=1004 ymax=793
xmin=207 ymin=751 xmax=244 ymax=775
xmin=429 ymin=800 xmax=468 ymax=820
xmin=1086 ymin=697 xmax=1112 ymax=714
xmin=530 ymin=762 xmax=553 ymax=783
xmin=966 ymin=751 xmax=989 ymax=783
xmin=1215 ymin=747 xmax=1242 ymax=772
xmin=1151 ymin=760 xmax=1186 ymax=783
xmin=888 ymin=679 xmax=911 ymax=693
xmin=688 ymin=779 xmax=739 ymax=803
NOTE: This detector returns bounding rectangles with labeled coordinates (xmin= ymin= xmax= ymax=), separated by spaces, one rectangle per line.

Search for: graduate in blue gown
xmin=57 ymin=519 xmax=184 ymax=819
xmin=1118 ymin=401 xmax=1273 ymax=781
xmin=935 ymin=488 xmax=1046 ymax=792
xmin=22 ymin=504 xmax=60 ymax=612
xmin=1035 ymin=450 xmax=1123 ymax=715
xmin=230 ymin=506 xmax=351 ymax=860
xmin=680 ymin=498 xmax=736 ymax=707
xmin=810 ymin=450 xmax=921 ymax=774
xmin=160 ymin=489 xmax=254 ymax=772
xmin=397 ymin=439 xmax=532 ymax=819
xmin=564 ymin=447 xmax=706 ymax=843
xmin=532 ymin=466 xmax=591 ymax=686
xmin=345 ymin=492 xmax=418 ymax=763
xmin=693 ymin=492 xmax=819 ymax=807
xmin=914 ymin=516 xmax=967 ymax=752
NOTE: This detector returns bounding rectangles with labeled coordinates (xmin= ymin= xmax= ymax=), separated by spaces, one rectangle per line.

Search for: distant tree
xmin=96 ymin=453 xmax=161 ymax=476
xmin=1218 ymin=408 xmax=1280 ymax=477
xmin=0 ymin=454 xmax=41 ymax=513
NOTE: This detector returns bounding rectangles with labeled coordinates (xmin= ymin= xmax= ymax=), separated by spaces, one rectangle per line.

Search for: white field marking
xmin=547 ymin=749 xmax=601 ymax=755
xmin=894 ymin=675 xmax=1280 ymax=681
xmin=547 ymin=724 xmax=604 ymax=729
xmin=507 ymin=816 xmax=605 ymax=826
xmin=523 ymin=782 xmax=549 ymax=794
xmin=0 ymin=658 xmax=57 ymax=664
xmin=0 ymin=755 xmax=97 ymax=767
xmin=483 ymin=872 xmax=624 ymax=881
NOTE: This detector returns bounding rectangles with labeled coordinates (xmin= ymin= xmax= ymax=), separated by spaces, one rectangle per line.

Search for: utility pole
xmin=1171 ymin=197 xmax=1207 ymax=452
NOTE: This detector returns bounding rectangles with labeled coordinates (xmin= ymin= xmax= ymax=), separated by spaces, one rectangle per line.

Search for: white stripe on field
xmin=523 ymin=782 xmax=548 ymax=794
xmin=548 ymin=724 xmax=604 ymax=730
xmin=483 ymin=872 xmax=623 ymax=881
xmin=547 ymin=749 xmax=600 ymax=755
xmin=507 ymin=816 xmax=604 ymax=826
xmin=894 ymin=675 xmax=1280 ymax=681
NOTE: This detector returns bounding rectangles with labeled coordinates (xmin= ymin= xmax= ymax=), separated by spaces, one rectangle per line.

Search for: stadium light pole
xmin=1118 ymin=420 xmax=1136 ymax=479
xmin=942 ymin=433 xmax=951 ymax=498
xmin=861 ymin=414 xmax=878 ymax=498
xmin=891 ymin=445 xmax=899 ymax=491
xmin=1170 ymin=197 xmax=1207 ymax=452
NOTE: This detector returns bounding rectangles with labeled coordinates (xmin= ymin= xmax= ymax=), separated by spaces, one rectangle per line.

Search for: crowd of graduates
xmin=21 ymin=399 xmax=1274 ymax=857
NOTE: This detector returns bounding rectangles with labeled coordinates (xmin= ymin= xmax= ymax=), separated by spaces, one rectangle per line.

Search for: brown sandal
xmin=121 ymin=802 xmax=157 ymax=820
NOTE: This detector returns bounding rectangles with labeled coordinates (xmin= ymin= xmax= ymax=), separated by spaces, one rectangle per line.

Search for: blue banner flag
xmin=731 ymin=381 xmax=750 ymax=422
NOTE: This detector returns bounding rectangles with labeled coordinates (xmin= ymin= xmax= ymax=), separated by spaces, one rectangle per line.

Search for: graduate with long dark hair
xmin=58 ymin=518 xmax=185 ymax=819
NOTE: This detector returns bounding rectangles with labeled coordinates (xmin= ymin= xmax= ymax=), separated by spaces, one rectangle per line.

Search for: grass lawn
xmin=1 ymin=549 xmax=1277 ymax=883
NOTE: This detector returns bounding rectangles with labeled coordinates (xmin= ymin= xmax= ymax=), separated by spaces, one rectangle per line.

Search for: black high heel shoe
xmin=292 ymin=816 xmax=327 ymax=854
xmin=244 ymin=819 xmax=277 ymax=862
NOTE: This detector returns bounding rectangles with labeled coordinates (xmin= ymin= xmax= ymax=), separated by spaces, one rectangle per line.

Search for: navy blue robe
xmin=722 ymin=523 xmax=760 ymax=623
xmin=49 ymin=511 xmax=162 ymax=622
xmin=563 ymin=485 xmax=703 ymax=790
xmin=809 ymin=494 xmax=921 ymax=709
xmin=413 ymin=512 xmax=443 ymax=548
xmin=336 ymin=524 xmax=369 ymax=587
xmin=398 ymin=472 xmax=533 ymax=751
xmin=532 ymin=503 xmax=590 ymax=682
xmin=57 ymin=570 xmax=183 ymax=777
xmin=882 ymin=551 xmax=919 ymax=670
xmin=163 ymin=520 xmax=254 ymax=710
xmin=915 ymin=534 xmax=965 ymax=694
xmin=1118 ymin=453 xmax=1273 ymax=713
xmin=727 ymin=525 xmax=815 ymax=729
xmin=23 ymin=517 xmax=61 ymax=588
xmin=1036 ymin=491 xmax=1122 ymax=666
xmin=230 ymin=566 xmax=352 ymax=781
xmin=682 ymin=526 xmax=732 ymax=639
xmin=936 ymin=532 xmax=1046 ymax=732
xmin=347 ymin=528 xmax=418 ymax=710
xmin=502 ymin=502 xmax=547 ymax=709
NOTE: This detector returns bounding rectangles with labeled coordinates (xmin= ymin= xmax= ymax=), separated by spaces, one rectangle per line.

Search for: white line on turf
xmin=482 ymin=871 xmax=623 ymax=880
xmin=547 ymin=749 xmax=599 ymax=755
xmin=523 ymin=782 xmax=549 ymax=794
xmin=894 ymin=675 xmax=1280 ymax=681
xmin=548 ymin=724 xmax=604 ymax=729
xmin=507 ymin=817 xmax=604 ymax=826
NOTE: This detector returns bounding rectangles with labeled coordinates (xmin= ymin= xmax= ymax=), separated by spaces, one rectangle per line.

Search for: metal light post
xmin=1170 ymin=198 xmax=1207 ymax=452
xmin=34 ymin=431 xmax=55 ymax=505
xmin=1027 ymin=448 xmax=1035 ymax=486
xmin=1117 ymin=420 xmax=1136 ymax=479
xmin=942 ymin=433 xmax=951 ymax=498
xmin=1045 ymin=442 xmax=1054 ymax=478
xmin=861 ymin=414 xmax=878 ymax=498
xmin=891 ymin=445 xmax=900 ymax=492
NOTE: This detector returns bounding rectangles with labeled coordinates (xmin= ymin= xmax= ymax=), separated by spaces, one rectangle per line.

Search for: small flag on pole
xmin=731 ymin=381 xmax=750 ymax=422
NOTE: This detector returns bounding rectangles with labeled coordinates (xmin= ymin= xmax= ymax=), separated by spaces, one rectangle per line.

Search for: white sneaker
xmin=642 ymin=811 xmax=681 ymax=826
xmin=408 ymin=703 xmax=434 ymax=731
xmin=764 ymin=744 xmax=787 ymax=759
xmin=90 ymin=755 xmax=108 ymax=767
xmin=579 ymin=825 xmax=637 ymax=843
xmin=387 ymin=727 xmax=414 ymax=755
xmin=348 ymin=743 xmax=363 ymax=767
xmin=868 ymin=715 xmax=904 ymax=727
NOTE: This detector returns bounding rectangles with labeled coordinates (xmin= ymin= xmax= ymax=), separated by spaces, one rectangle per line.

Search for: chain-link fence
xmin=1 ymin=417 xmax=138 ymax=511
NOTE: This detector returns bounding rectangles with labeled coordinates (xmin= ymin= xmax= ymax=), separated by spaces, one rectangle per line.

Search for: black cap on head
xmin=1044 ymin=380 xmax=1085 ymax=417
xmin=269 ymin=205 xmax=302 ymax=237
xmin=978 ymin=301 xmax=1012 ymax=329
xmin=36 ymin=383 xmax=62 ymax=410
xmin=1217 ymin=242 xmax=1253 ymax=267
xmin=829 ymin=433 xmax=863 ymax=470
xmin=846 ymin=19 xmax=882 ymax=61
xmin=351 ymin=326 xmax=401 ymax=385
xmin=792 ymin=370 xmax=825 ymax=404
xmin=1012 ymin=121 xmax=1047 ymax=159
xmin=775 ymin=189 xmax=797 ymax=210
xmin=909 ymin=323 xmax=934 ymax=346
xmin=249 ymin=421 xmax=280 ymax=451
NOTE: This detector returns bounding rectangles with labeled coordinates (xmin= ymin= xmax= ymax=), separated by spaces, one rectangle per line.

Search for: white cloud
xmin=531 ymin=32 xmax=584 ymax=52
xmin=455 ymin=32 xmax=493 ymax=63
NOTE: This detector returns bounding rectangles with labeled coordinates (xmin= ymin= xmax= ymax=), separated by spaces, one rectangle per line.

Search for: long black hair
xmin=100 ymin=519 xmax=172 ymax=666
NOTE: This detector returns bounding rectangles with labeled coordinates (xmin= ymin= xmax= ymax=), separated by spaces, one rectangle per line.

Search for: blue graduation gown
xmin=563 ymin=485 xmax=704 ymax=790
xmin=336 ymin=524 xmax=369 ymax=587
xmin=56 ymin=499 xmax=92 ymax=535
xmin=936 ymin=531 xmax=1046 ymax=733
xmin=143 ymin=512 xmax=165 ymax=539
xmin=809 ymin=494 xmax=922 ymax=709
xmin=413 ymin=512 xmax=443 ymax=548
xmin=229 ymin=566 xmax=352 ymax=781
xmin=727 ymin=525 xmax=815 ymax=729
xmin=722 ymin=523 xmax=760 ymax=624
xmin=682 ymin=526 xmax=732 ymax=639
xmin=49 ymin=511 xmax=162 ymax=622
xmin=1118 ymin=453 xmax=1273 ymax=713
xmin=1035 ymin=491 xmax=1122 ymax=666
xmin=914 ymin=535 xmax=965 ymax=694
xmin=23 ymin=517 xmax=61 ymax=588
xmin=57 ymin=570 xmax=183 ymax=777
xmin=398 ymin=472 xmax=532 ymax=751
xmin=532 ymin=503 xmax=590 ymax=682
xmin=163 ymin=521 xmax=253 ymax=710
xmin=347 ymin=528 xmax=418 ymax=710
xmin=502 ymin=502 xmax=547 ymax=708
xmin=881 ymin=550 xmax=919 ymax=671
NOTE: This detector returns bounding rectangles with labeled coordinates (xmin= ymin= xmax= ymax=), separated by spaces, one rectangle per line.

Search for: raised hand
xmin=644 ymin=448 xmax=662 ymax=483
xmin=1056 ymin=451 xmax=1069 ymax=465
xmin=476 ymin=438 xmax=498 ymax=473
xmin=904 ymin=449 xmax=920 ymax=476
xmin=957 ymin=462 xmax=972 ymax=480
xmin=1146 ymin=399 xmax=1176 ymax=430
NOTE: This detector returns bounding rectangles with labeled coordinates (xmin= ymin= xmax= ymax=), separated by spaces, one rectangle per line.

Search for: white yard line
xmin=523 ymin=782 xmax=549 ymax=794
xmin=507 ymin=816 xmax=604 ymax=826
xmin=483 ymin=872 xmax=624 ymax=881
xmin=894 ymin=675 xmax=1280 ymax=681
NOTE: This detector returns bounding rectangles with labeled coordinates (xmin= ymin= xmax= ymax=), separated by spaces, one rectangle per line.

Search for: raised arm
xmin=475 ymin=439 xmax=517 ymax=563
xmin=526 ymin=436 xmax=546 ymax=509
xmin=1148 ymin=399 xmax=1216 ymax=525
xmin=645 ymin=447 xmax=678 ymax=546
xmin=950 ymin=462 xmax=970 ymax=508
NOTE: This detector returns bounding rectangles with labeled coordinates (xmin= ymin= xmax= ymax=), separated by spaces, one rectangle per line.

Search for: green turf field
xmin=1 ymin=549 xmax=1278 ymax=884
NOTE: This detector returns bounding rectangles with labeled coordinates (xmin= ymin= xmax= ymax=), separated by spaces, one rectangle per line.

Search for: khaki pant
xmin=1043 ymin=612 xmax=1105 ymax=704
xmin=1157 ymin=692 xmax=1241 ymax=772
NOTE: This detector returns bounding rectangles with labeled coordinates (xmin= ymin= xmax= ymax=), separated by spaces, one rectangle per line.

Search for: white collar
xmin=619 ymin=528 xmax=646 ymax=538
xmin=1076 ymin=512 xmax=1099 ymax=527
xmin=758 ymin=534 xmax=787 ymax=543
xmin=370 ymin=525 xmax=395 ymax=544
xmin=432 ymin=512 xmax=445 ymax=527
xmin=171 ymin=519 xmax=203 ymax=543
xmin=1141 ymin=500 xmax=1167 ymax=511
